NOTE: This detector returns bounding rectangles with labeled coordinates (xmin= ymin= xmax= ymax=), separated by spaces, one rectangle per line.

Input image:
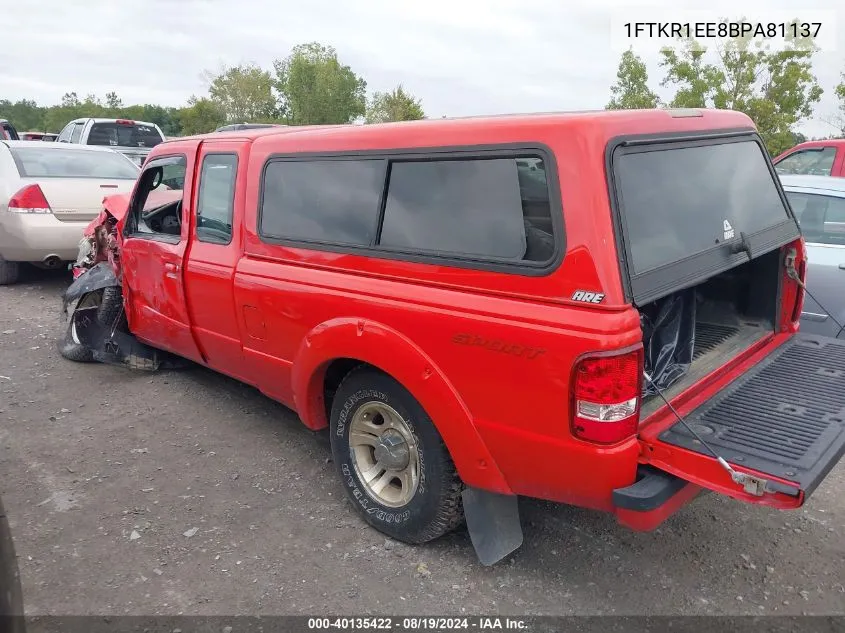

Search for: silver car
xmin=780 ymin=174 xmax=845 ymax=339
xmin=0 ymin=141 xmax=140 ymax=284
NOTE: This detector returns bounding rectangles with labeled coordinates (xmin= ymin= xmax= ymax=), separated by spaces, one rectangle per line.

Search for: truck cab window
xmin=196 ymin=154 xmax=238 ymax=244
xmin=125 ymin=155 xmax=187 ymax=240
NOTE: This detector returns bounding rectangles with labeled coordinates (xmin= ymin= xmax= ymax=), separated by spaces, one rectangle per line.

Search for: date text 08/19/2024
xmin=307 ymin=617 xmax=528 ymax=630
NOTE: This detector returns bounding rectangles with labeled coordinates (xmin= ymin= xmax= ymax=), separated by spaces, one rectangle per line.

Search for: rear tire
xmin=59 ymin=287 xmax=125 ymax=363
xmin=0 ymin=257 xmax=19 ymax=286
xmin=329 ymin=367 xmax=464 ymax=544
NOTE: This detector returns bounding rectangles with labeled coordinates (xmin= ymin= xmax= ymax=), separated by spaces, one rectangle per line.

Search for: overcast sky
xmin=2 ymin=0 xmax=843 ymax=137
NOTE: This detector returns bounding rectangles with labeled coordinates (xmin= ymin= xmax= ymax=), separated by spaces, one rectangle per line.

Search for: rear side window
xmin=196 ymin=154 xmax=238 ymax=244
xmin=260 ymin=151 xmax=558 ymax=269
xmin=9 ymin=147 xmax=140 ymax=179
xmin=1 ymin=123 xmax=18 ymax=140
xmin=70 ymin=123 xmax=84 ymax=143
xmin=775 ymin=147 xmax=836 ymax=176
xmin=261 ymin=159 xmax=385 ymax=245
xmin=615 ymin=140 xmax=792 ymax=275
xmin=785 ymin=192 xmax=845 ymax=246
xmin=380 ymin=157 xmax=553 ymax=262
xmin=87 ymin=122 xmax=163 ymax=148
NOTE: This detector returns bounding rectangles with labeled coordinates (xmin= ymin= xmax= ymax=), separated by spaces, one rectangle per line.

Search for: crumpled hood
xmin=83 ymin=192 xmax=131 ymax=238
xmin=73 ymin=192 xmax=130 ymax=281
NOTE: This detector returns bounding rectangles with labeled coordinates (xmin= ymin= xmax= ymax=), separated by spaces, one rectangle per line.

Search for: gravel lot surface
xmin=1 ymin=268 xmax=843 ymax=616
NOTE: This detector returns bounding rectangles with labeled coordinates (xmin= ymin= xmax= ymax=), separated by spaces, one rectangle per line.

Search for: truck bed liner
xmin=641 ymin=321 xmax=770 ymax=418
xmin=659 ymin=333 xmax=845 ymax=496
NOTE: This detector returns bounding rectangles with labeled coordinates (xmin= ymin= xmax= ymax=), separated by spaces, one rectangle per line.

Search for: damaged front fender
xmin=62 ymin=262 xmax=121 ymax=314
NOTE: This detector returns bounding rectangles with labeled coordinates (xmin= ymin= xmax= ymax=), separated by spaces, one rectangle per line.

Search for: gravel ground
xmin=0 ymin=267 xmax=843 ymax=617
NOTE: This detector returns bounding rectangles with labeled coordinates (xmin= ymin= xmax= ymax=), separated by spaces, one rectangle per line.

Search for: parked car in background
xmin=0 ymin=120 xmax=20 ymax=141
xmin=0 ymin=141 xmax=140 ymax=284
xmin=56 ymin=118 xmax=165 ymax=167
xmin=774 ymin=139 xmax=845 ymax=177
xmin=20 ymin=132 xmax=58 ymax=142
xmin=214 ymin=123 xmax=284 ymax=132
xmin=780 ymin=174 xmax=845 ymax=339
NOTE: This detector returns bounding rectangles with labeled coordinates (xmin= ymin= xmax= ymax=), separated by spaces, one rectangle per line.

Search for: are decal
xmin=571 ymin=290 xmax=605 ymax=304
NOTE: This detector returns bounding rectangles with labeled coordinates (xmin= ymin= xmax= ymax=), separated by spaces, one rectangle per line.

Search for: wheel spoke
xmin=369 ymin=471 xmax=393 ymax=496
xmin=361 ymin=462 xmax=384 ymax=483
xmin=349 ymin=431 xmax=379 ymax=448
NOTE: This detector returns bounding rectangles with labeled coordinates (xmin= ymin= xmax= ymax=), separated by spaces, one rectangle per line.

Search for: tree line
xmin=4 ymin=29 xmax=843 ymax=151
xmin=0 ymin=42 xmax=425 ymax=137
xmin=607 ymin=19 xmax=845 ymax=156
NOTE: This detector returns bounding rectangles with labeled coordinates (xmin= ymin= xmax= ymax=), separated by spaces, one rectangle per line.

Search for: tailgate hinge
xmin=719 ymin=458 xmax=767 ymax=496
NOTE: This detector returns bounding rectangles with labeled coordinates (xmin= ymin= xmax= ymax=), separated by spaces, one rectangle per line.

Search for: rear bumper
xmin=0 ymin=213 xmax=87 ymax=262
xmin=613 ymin=466 xmax=702 ymax=531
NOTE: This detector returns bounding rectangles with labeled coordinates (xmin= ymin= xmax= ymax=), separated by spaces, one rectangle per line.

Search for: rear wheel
xmin=329 ymin=367 xmax=464 ymax=544
xmin=0 ymin=257 xmax=19 ymax=286
xmin=59 ymin=287 xmax=124 ymax=362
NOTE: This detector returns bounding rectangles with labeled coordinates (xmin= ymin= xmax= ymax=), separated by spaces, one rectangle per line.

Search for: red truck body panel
xmin=108 ymin=110 xmax=818 ymax=527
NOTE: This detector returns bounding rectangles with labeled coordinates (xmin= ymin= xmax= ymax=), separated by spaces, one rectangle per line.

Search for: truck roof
xmin=70 ymin=117 xmax=160 ymax=127
xmin=159 ymin=109 xmax=756 ymax=148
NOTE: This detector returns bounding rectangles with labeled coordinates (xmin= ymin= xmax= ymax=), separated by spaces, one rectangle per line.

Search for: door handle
xmin=164 ymin=263 xmax=180 ymax=272
xmin=839 ymin=263 xmax=845 ymax=270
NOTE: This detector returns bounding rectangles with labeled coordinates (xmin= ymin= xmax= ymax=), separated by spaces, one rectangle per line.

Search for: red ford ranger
xmin=60 ymin=109 xmax=845 ymax=565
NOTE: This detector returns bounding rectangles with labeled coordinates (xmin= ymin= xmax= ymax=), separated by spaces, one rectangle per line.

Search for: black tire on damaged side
xmin=58 ymin=286 xmax=125 ymax=363
xmin=329 ymin=366 xmax=465 ymax=544
xmin=0 ymin=257 xmax=19 ymax=286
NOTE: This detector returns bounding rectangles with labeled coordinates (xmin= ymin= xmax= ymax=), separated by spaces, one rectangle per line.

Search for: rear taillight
xmin=7 ymin=184 xmax=51 ymax=214
xmin=116 ymin=119 xmax=135 ymax=126
xmin=781 ymin=238 xmax=806 ymax=331
xmin=571 ymin=348 xmax=643 ymax=444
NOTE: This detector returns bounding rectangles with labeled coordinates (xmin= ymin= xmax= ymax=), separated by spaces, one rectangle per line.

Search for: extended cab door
xmin=120 ymin=150 xmax=204 ymax=363
xmin=182 ymin=140 xmax=253 ymax=382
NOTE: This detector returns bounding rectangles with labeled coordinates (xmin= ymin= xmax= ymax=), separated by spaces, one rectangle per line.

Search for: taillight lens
xmin=780 ymin=238 xmax=806 ymax=331
xmin=571 ymin=349 xmax=643 ymax=444
xmin=8 ymin=184 xmax=52 ymax=214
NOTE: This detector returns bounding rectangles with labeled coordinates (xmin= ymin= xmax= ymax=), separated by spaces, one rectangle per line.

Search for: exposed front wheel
xmin=58 ymin=287 xmax=125 ymax=362
xmin=330 ymin=367 xmax=464 ymax=544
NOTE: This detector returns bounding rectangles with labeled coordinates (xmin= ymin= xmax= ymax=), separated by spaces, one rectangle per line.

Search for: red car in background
xmin=773 ymin=139 xmax=845 ymax=177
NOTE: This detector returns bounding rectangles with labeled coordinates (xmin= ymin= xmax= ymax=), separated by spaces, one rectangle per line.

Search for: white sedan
xmin=0 ymin=141 xmax=139 ymax=284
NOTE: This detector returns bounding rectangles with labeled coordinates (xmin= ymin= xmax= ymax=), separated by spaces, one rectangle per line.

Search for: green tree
xmin=61 ymin=92 xmax=80 ymax=108
xmin=606 ymin=49 xmax=660 ymax=110
xmin=365 ymin=84 xmax=424 ymax=123
xmin=833 ymin=72 xmax=845 ymax=135
xmin=178 ymin=96 xmax=226 ymax=135
xmin=659 ymin=18 xmax=823 ymax=155
xmin=105 ymin=91 xmax=123 ymax=112
xmin=0 ymin=99 xmax=46 ymax=131
xmin=274 ymin=42 xmax=367 ymax=125
xmin=206 ymin=64 xmax=278 ymax=123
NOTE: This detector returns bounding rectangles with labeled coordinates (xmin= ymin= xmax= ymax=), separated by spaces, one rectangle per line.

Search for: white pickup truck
xmin=56 ymin=118 xmax=165 ymax=167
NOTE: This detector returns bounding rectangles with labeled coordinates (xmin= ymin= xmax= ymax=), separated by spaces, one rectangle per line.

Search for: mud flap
xmin=72 ymin=307 xmax=187 ymax=371
xmin=461 ymin=487 xmax=523 ymax=566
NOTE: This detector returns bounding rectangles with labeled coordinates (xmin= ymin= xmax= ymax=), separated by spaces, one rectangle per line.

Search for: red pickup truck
xmin=773 ymin=139 xmax=845 ymax=177
xmin=61 ymin=110 xmax=845 ymax=565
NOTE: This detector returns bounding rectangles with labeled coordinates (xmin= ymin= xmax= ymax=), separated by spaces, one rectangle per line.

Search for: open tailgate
xmin=647 ymin=333 xmax=845 ymax=504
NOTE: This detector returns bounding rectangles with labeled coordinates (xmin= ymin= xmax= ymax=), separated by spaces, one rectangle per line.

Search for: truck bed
xmin=640 ymin=319 xmax=770 ymax=419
